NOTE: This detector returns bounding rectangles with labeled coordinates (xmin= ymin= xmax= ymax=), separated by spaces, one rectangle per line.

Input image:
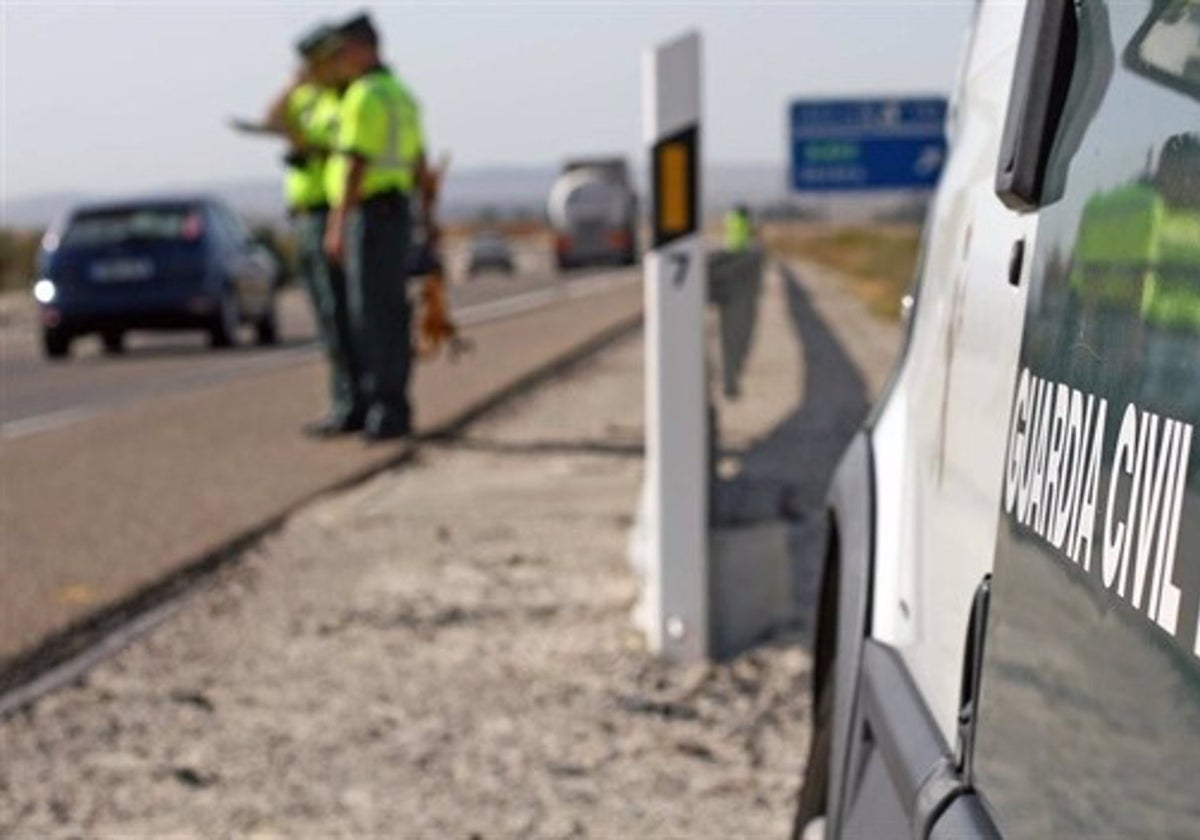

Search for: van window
xmin=974 ymin=1 xmax=1200 ymax=834
xmin=1126 ymin=0 xmax=1200 ymax=100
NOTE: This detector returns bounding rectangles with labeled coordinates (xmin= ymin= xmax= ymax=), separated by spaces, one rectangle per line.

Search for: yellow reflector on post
xmin=659 ymin=142 xmax=690 ymax=234
xmin=652 ymin=124 xmax=698 ymax=248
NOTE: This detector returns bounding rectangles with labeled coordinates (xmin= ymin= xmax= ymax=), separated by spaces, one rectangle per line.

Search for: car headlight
xmin=33 ymin=278 xmax=57 ymax=304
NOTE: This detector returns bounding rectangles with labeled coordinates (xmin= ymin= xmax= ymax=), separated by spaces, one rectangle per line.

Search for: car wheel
xmin=43 ymin=328 xmax=72 ymax=360
xmin=101 ymin=330 xmax=126 ymax=355
xmin=209 ymin=288 xmax=239 ymax=349
xmin=255 ymin=299 xmax=279 ymax=346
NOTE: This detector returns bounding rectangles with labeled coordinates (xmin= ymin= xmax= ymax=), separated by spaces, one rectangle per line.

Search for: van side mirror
xmin=995 ymin=0 xmax=1080 ymax=211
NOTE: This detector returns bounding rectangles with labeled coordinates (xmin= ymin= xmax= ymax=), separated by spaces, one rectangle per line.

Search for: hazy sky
xmin=1 ymin=1 xmax=975 ymax=203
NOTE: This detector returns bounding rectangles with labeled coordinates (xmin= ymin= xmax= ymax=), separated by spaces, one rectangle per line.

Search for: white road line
xmin=457 ymin=270 xmax=638 ymax=325
xmin=0 ymin=406 xmax=107 ymax=440
xmin=456 ymin=286 xmax=563 ymax=325
xmin=0 ymin=270 xmax=640 ymax=442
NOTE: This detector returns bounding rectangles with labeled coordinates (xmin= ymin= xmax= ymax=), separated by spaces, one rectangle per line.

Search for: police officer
xmin=723 ymin=203 xmax=754 ymax=252
xmin=715 ymin=204 xmax=761 ymax=398
xmin=267 ymin=23 xmax=366 ymax=437
xmin=324 ymin=13 xmax=430 ymax=441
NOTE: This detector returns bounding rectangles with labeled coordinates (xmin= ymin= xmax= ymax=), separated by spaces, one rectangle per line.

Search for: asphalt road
xmin=0 ymin=259 xmax=642 ymax=670
xmin=0 ymin=248 xmax=578 ymax=437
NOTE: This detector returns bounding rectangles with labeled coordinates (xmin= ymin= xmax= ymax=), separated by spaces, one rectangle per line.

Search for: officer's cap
xmin=295 ymin=22 xmax=341 ymax=59
xmin=336 ymin=12 xmax=379 ymax=47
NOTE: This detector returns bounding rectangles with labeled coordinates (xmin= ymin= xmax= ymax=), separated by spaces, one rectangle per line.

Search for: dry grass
xmin=0 ymin=229 xmax=42 ymax=293
xmin=762 ymin=222 xmax=921 ymax=321
xmin=443 ymin=220 xmax=552 ymax=239
xmin=4 ymin=219 xmax=925 ymax=318
xmin=0 ymin=226 xmax=300 ymax=294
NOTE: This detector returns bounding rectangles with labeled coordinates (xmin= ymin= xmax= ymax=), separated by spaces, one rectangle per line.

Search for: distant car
xmin=466 ymin=230 xmax=515 ymax=276
xmin=33 ymin=195 xmax=281 ymax=359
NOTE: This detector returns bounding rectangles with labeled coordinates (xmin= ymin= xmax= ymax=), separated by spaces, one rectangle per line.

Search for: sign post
xmin=639 ymin=31 xmax=708 ymax=662
xmin=789 ymin=97 xmax=947 ymax=192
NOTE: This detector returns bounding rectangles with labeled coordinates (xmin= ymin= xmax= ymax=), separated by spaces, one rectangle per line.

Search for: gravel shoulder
xmin=0 ymin=332 xmax=812 ymax=838
xmin=0 ymin=260 xmax=899 ymax=838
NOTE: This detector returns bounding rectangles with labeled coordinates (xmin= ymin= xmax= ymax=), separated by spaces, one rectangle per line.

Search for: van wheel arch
xmin=792 ymin=433 xmax=875 ymax=838
xmin=792 ymin=513 xmax=841 ymax=838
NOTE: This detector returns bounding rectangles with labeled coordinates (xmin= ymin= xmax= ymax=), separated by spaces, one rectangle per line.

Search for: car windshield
xmin=61 ymin=205 xmax=204 ymax=248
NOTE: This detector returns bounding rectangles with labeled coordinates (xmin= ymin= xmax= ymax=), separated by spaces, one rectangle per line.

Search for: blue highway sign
xmin=789 ymin=97 xmax=947 ymax=191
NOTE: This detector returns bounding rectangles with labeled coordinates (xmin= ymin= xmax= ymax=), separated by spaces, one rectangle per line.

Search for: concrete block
xmin=788 ymin=513 xmax=828 ymax=643
xmin=709 ymin=520 xmax=793 ymax=659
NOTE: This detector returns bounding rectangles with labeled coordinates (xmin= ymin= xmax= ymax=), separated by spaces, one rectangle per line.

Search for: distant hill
xmin=2 ymin=192 xmax=94 ymax=230
xmin=2 ymin=181 xmax=290 ymax=231
xmin=2 ymin=162 xmax=924 ymax=230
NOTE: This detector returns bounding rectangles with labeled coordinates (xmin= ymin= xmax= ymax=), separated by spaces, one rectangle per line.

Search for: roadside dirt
xmin=0 ymin=335 xmax=812 ymax=838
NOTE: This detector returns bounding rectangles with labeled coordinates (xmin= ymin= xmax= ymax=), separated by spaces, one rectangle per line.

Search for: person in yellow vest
xmin=724 ymin=204 xmax=755 ymax=252
xmin=715 ymin=203 xmax=761 ymax=397
xmin=264 ymin=23 xmax=366 ymax=437
xmin=324 ymin=13 xmax=431 ymax=441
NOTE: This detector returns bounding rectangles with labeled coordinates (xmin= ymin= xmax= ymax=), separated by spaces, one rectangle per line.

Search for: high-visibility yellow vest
xmin=724 ymin=210 xmax=753 ymax=252
xmin=283 ymin=84 xmax=339 ymax=210
xmin=1071 ymin=183 xmax=1200 ymax=331
xmin=327 ymin=67 xmax=424 ymax=205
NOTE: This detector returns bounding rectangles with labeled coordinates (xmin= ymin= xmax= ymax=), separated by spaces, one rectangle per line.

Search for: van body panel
xmin=802 ymin=1 xmax=1200 ymax=834
xmin=868 ymin=0 xmax=1030 ymax=741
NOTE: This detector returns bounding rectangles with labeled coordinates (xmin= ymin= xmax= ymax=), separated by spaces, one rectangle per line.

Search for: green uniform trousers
xmin=295 ymin=208 xmax=365 ymax=426
xmin=344 ymin=193 xmax=413 ymax=435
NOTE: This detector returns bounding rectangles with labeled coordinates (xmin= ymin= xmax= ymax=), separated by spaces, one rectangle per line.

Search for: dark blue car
xmin=34 ymin=195 xmax=280 ymax=359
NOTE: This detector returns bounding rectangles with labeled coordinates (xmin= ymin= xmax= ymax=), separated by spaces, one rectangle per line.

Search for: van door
xmin=971 ymin=0 xmax=1200 ymax=834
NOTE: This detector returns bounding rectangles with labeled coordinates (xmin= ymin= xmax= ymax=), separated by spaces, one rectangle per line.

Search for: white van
xmin=794 ymin=1 xmax=1200 ymax=836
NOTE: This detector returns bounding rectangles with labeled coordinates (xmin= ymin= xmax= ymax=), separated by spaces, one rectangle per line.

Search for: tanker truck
xmin=547 ymin=158 xmax=639 ymax=271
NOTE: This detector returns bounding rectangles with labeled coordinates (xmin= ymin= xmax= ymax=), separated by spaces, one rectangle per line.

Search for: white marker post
xmin=641 ymin=31 xmax=708 ymax=662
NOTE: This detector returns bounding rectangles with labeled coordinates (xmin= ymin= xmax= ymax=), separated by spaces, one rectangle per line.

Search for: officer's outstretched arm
xmin=263 ymin=90 xmax=291 ymax=135
xmin=262 ymin=69 xmax=309 ymax=148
